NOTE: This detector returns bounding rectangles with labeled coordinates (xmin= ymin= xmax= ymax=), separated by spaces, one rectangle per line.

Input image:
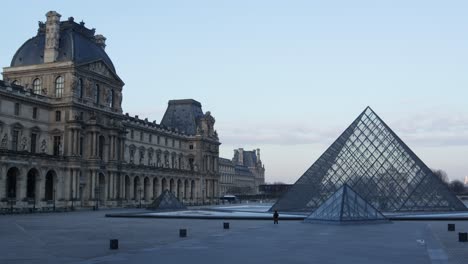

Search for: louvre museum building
xmin=0 ymin=11 xmax=221 ymax=210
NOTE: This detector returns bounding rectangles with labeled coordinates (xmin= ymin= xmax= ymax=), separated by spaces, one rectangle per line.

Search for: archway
xmin=191 ymin=180 xmax=195 ymax=199
xmin=124 ymin=175 xmax=130 ymax=200
xmin=98 ymin=173 xmax=105 ymax=205
xmin=45 ymin=170 xmax=57 ymax=201
xmin=184 ymin=180 xmax=189 ymax=199
xmin=6 ymin=167 xmax=19 ymax=199
xmin=26 ymin=168 xmax=39 ymax=199
xmin=161 ymin=178 xmax=167 ymax=193
xmin=169 ymin=179 xmax=175 ymax=194
xmin=177 ymin=179 xmax=183 ymax=198
xmin=143 ymin=177 xmax=150 ymax=201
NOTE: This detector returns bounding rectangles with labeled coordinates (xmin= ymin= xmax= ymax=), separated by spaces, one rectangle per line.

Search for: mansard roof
xmin=160 ymin=99 xmax=205 ymax=136
xmin=10 ymin=18 xmax=116 ymax=74
xmin=233 ymin=150 xmax=258 ymax=167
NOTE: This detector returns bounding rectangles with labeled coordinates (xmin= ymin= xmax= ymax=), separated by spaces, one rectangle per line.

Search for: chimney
xmin=256 ymin=148 xmax=261 ymax=161
xmin=95 ymin=34 xmax=107 ymax=50
xmin=44 ymin=11 xmax=61 ymax=63
xmin=238 ymin=148 xmax=244 ymax=165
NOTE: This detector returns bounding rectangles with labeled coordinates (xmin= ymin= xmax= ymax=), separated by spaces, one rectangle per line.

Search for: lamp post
xmin=71 ymin=189 xmax=74 ymax=211
xmin=138 ymin=187 xmax=142 ymax=208
xmin=9 ymin=191 xmax=14 ymax=213
xmin=94 ymin=187 xmax=100 ymax=210
xmin=53 ymin=188 xmax=56 ymax=211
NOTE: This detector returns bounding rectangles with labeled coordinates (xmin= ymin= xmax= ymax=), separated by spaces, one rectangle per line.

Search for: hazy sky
xmin=1 ymin=1 xmax=467 ymax=183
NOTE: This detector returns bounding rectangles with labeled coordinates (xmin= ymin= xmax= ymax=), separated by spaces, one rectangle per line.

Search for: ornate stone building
xmin=0 ymin=11 xmax=220 ymax=210
xmin=219 ymin=148 xmax=265 ymax=195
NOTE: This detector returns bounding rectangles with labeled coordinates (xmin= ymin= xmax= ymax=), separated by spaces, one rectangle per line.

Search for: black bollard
xmin=110 ymin=239 xmax=119 ymax=250
xmin=179 ymin=229 xmax=187 ymax=237
xmin=223 ymin=222 xmax=230 ymax=229
xmin=448 ymin=224 xmax=455 ymax=231
xmin=459 ymin=233 xmax=467 ymax=242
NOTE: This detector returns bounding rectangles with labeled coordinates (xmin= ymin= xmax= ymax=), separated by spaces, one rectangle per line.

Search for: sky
xmin=1 ymin=1 xmax=467 ymax=183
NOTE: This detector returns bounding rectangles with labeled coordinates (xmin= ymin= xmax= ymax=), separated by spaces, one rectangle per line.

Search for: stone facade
xmin=219 ymin=148 xmax=265 ymax=195
xmin=0 ymin=11 xmax=220 ymax=210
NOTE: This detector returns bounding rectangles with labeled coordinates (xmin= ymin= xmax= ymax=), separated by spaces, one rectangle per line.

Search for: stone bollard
xmin=223 ymin=222 xmax=230 ymax=229
xmin=179 ymin=229 xmax=187 ymax=237
xmin=459 ymin=233 xmax=467 ymax=242
xmin=448 ymin=224 xmax=455 ymax=231
xmin=110 ymin=239 xmax=119 ymax=250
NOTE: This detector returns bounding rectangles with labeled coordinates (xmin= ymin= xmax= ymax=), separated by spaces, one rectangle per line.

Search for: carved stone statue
xmin=0 ymin=133 xmax=7 ymax=149
xmin=21 ymin=136 xmax=28 ymax=151
xmin=71 ymin=75 xmax=79 ymax=92
xmin=40 ymin=139 xmax=47 ymax=153
xmin=58 ymin=142 xmax=63 ymax=155
xmin=139 ymin=151 xmax=144 ymax=164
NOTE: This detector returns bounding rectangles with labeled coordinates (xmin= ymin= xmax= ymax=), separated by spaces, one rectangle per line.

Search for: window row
xmin=11 ymin=102 xmax=62 ymax=122
xmin=129 ymin=130 xmax=183 ymax=148
xmin=13 ymin=77 xmax=115 ymax=107
xmin=3 ymin=130 xmax=67 ymax=156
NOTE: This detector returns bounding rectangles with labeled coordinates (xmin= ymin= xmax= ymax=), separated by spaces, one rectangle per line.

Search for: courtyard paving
xmin=0 ymin=209 xmax=467 ymax=264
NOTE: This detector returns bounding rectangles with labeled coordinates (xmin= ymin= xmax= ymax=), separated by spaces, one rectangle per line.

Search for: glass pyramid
xmin=272 ymin=107 xmax=466 ymax=213
xmin=147 ymin=190 xmax=187 ymax=211
xmin=304 ymin=184 xmax=388 ymax=224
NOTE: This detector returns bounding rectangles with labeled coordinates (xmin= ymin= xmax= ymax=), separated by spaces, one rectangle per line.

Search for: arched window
xmin=33 ymin=78 xmax=42 ymax=94
xmin=77 ymin=78 xmax=83 ymax=98
xmin=11 ymin=80 xmax=19 ymax=86
xmin=109 ymin=89 xmax=114 ymax=108
xmin=94 ymin=84 xmax=100 ymax=103
xmin=55 ymin=76 xmax=64 ymax=98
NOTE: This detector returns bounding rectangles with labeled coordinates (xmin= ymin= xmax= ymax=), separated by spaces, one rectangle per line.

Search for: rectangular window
xmin=149 ymin=134 xmax=152 ymax=143
xmin=32 ymin=107 xmax=38 ymax=119
xmin=165 ymin=138 xmax=168 ymax=146
xmin=55 ymin=111 xmax=61 ymax=122
xmin=172 ymin=139 xmax=175 ymax=147
xmin=130 ymin=130 xmax=134 ymax=139
xmin=12 ymin=130 xmax=19 ymax=151
xmin=53 ymin=136 xmax=61 ymax=156
xmin=30 ymin=133 xmax=37 ymax=153
xmin=14 ymin=103 xmax=20 ymax=116
xmin=179 ymin=141 xmax=181 ymax=148
xmin=140 ymin=132 xmax=144 ymax=141
xmin=157 ymin=136 xmax=160 ymax=144
xmin=189 ymin=144 xmax=194 ymax=150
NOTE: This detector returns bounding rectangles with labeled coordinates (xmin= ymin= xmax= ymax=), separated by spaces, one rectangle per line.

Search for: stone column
xmin=63 ymin=169 xmax=71 ymax=200
xmin=37 ymin=170 xmax=45 ymax=201
xmin=56 ymin=172 xmax=64 ymax=200
xmin=129 ymin=176 xmax=135 ymax=200
xmin=90 ymin=170 xmax=95 ymax=199
xmin=17 ymin=169 xmax=26 ymax=201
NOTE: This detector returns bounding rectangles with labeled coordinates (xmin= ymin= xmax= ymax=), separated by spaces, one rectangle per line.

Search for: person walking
xmin=273 ymin=210 xmax=279 ymax=224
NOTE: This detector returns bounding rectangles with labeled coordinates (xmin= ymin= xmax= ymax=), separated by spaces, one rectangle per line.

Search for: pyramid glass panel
xmin=272 ymin=107 xmax=466 ymax=213
xmin=147 ymin=190 xmax=186 ymax=211
xmin=304 ymin=184 xmax=388 ymax=224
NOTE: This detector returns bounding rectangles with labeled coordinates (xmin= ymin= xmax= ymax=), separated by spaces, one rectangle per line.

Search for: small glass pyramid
xmin=304 ymin=184 xmax=388 ymax=224
xmin=147 ymin=190 xmax=187 ymax=210
xmin=272 ymin=107 xmax=466 ymax=213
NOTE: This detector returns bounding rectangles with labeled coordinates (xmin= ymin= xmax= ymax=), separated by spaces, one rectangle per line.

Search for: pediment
xmin=77 ymin=60 xmax=123 ymax=83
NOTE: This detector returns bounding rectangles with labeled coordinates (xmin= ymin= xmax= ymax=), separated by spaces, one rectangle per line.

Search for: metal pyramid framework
xmin=147 ymin=190 xmax=187 ymax=211
xmin=304 ymin=184 xmax=388 ymax=224
xmin=272 ymin=107 xmax=466 ymax=213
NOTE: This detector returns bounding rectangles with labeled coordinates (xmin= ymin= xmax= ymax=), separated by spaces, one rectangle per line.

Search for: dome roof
xmin=10 ymin=19 xmax=116 ymax=73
